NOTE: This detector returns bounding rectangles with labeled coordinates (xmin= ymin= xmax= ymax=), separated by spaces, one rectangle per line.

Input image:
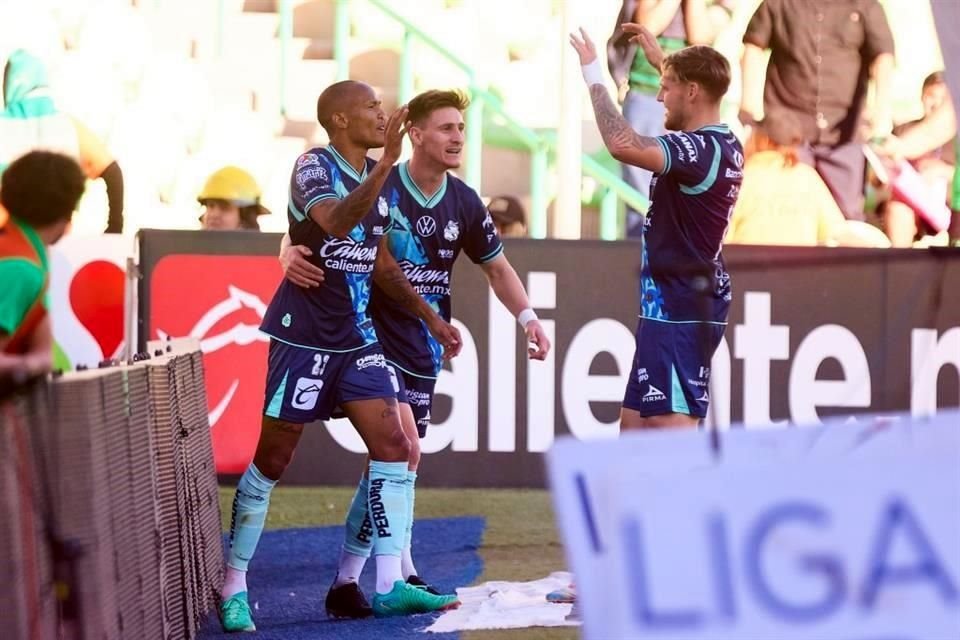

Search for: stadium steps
xmin=348 ymin=48 xmax=401 ymax=111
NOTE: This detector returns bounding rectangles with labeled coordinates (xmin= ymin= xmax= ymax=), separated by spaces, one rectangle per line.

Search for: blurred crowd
xmin=0 ymin=0 xmax=956 ymax=247
xmin=613 ymin=0 xmax=957 ymax=248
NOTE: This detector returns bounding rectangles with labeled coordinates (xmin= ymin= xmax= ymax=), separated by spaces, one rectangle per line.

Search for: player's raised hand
xmin=525 ymin=320 xmax=551 ymax=361
xmin=427 ymin=317 xmax=463 ymax=360
xmin=382 ymin=105 xmax=409 ymax=164
xmin=279 ymin=244 xmax=325 ymax=288
xmin=622 ymin=23 xmax=665 ymax=73
xmin=568 ymin=27 xmax=598 ymax=66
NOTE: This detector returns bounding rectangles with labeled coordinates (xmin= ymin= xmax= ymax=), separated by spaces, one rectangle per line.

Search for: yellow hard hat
xmin=198 ymin=166 xmax=261 ymax=206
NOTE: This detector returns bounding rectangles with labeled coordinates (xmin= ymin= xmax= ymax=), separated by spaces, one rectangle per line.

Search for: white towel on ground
xmin=425 ymin=571 xmax=580 ymax=633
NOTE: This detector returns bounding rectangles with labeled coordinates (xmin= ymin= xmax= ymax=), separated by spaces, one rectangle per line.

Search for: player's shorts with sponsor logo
xmin=263 ymin=340 xmax=397 ymax=423
xmin=386 ymin=361 xmax=436 ymax=438
xmin=623 ymin=317 xmax=725 ymax=419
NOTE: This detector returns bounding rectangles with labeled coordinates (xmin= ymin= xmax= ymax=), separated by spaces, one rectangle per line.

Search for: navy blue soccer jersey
xmin=260 ymin=145 xmax=392 ymax=351
xmin=641 ymin=124 xmax=743 ymax=323
xmin=368 ymin=161 xmax=504 ymax=377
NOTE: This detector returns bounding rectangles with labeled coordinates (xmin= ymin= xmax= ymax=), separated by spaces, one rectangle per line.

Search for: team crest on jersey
xmin=297 ymin=153 xmax=321 ymax=168
xmin=377 ymin=196 xmax=389 ymax=217
xmin=482 ymin=212 xmax=495 ymax=230
xmin=443 ymin=220 xmax=460 ymax=241
xmin=732 ymin=150 xmax=744 ymax=168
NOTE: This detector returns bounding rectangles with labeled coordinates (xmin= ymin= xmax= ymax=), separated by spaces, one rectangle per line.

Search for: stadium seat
xmin=243 ymin=0 xmax=279 ymax=12
xmin=292 ymin=0 xmax=335 ymax=41
xmin=349 ymin=48 xmax=400 ymax=111
xmin=281 ymin=59 xmax=341 ymax=121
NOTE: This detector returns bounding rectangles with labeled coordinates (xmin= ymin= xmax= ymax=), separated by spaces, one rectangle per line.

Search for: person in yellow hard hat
xmin=198 ymin=166 xmax=270 ymax=231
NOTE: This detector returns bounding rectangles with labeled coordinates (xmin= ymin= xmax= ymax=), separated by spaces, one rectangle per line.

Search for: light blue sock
xmin=227 ymin=464 xmax=276 ymax=571
xmin=342 ymin=475 xmax=373 ymax=558
xmin=404 ymin=470 xmax=417 ymax=549
xmin=367 ymin=460 xmax=409 ymax=557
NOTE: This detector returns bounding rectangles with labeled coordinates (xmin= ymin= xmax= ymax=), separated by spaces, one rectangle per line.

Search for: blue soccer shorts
xmin=387 ymin=362 xmax=437 ymax=438
xmin=622 ymin=317 xmax=725 ymax=419
xmin=263 ymin=341 xmax=397 ymax=423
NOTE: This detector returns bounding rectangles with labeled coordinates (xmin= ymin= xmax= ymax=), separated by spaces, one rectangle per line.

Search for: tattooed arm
xmin=373 ymin=237 xmax=462 ymax=358
xmin=372 ymin=239 xmax=432 ymax=319
xmin=309 ymin=161 xmax=393 ymax=238
xmin=589 ymin=84 xmax=666 ymax=172
xmin=571 ymin=27 xmax=666 ymax=173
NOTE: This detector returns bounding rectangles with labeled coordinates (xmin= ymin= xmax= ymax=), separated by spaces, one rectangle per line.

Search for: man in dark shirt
xmin=740 ymin=0 xmax=895 ymax=221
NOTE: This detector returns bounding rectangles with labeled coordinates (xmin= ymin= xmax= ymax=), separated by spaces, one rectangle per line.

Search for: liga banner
xmin=547 ymin=411 xmax=960 ymax=640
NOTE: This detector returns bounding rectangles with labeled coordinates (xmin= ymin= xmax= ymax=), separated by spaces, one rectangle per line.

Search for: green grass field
xmin=218 ymin=486 xmax=578 ymax=640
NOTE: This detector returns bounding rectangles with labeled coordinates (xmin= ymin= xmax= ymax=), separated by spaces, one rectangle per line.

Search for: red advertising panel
xmin=150 ymin=254 xmax=282 ymax=473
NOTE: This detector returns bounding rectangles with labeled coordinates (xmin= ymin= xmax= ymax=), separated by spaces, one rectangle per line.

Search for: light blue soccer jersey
xmin=260 ymin=145 xmax=392 ymax=350
xmin=368 ymin=162 xmax=503 ymax=377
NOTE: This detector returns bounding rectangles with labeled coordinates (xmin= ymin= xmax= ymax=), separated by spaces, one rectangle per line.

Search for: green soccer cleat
xmin=372 ymin=580 xmax=460 ymax=618
xmin=219 ymin=592 xmax=256 ymax=632
xmin=406 ymin=574 xmax=442 ymax=595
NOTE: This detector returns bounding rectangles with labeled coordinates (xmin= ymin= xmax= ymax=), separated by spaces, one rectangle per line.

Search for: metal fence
xmin=0 ymin=350 xmax=222 ymax=640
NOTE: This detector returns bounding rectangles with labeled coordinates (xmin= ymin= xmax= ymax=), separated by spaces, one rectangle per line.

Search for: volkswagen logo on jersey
xmin=416 ymin=216 xmax=437 ymax=237
xmin=443 ymin=220 xmax=460 ymax=241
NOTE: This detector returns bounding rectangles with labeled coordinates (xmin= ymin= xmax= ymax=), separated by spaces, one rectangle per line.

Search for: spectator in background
xmin=486 ymin=194 xmax=527 ymax=237
xmin=607 ymin=0 xmax=733 ymax=237
xmin=727 ymin=110 xmax=848 ymax=246
xmin=880 ymin=73 xmax=958 ymax=246
xmin=0 ymin=151 xmax=85 ymax=393
xmin=0 ymin=50 xmax=124 ymax=234
xmin=197 ymin=166 xmax=270 ymax=231
xmin=740 ymin=0 xmax=895 ymax=221
xmin=727 ymin=110 xmax=889 ymax=247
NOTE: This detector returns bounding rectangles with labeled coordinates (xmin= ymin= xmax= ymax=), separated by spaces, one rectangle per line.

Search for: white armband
xmin=581 ymin=59 xmax=605 ymax=87
xmin=517 ymin=308 xmax=539 ymax=328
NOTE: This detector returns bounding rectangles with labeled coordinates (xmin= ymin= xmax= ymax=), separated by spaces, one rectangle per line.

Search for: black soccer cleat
xmin=325 ymin=581 xmax=373 ymax=619
xmin=405 ymin=574 xmax=442 ymax=596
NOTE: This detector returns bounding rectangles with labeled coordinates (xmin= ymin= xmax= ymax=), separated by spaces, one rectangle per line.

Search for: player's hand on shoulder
xmin=525 ymin=320 xmax=551 ymax=361
xmin=427 ymin=317 xmax=462 ymax=360
xmin=279 ymin=244 xmax=325 ymax=288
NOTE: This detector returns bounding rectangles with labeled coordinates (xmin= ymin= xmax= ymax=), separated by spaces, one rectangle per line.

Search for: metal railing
xmin=276 ymin=0 xmax=647 ymax=239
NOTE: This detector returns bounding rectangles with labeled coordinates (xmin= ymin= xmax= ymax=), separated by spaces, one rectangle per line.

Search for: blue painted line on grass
xmin=198 ymin=516 xmax=486 ymax=640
